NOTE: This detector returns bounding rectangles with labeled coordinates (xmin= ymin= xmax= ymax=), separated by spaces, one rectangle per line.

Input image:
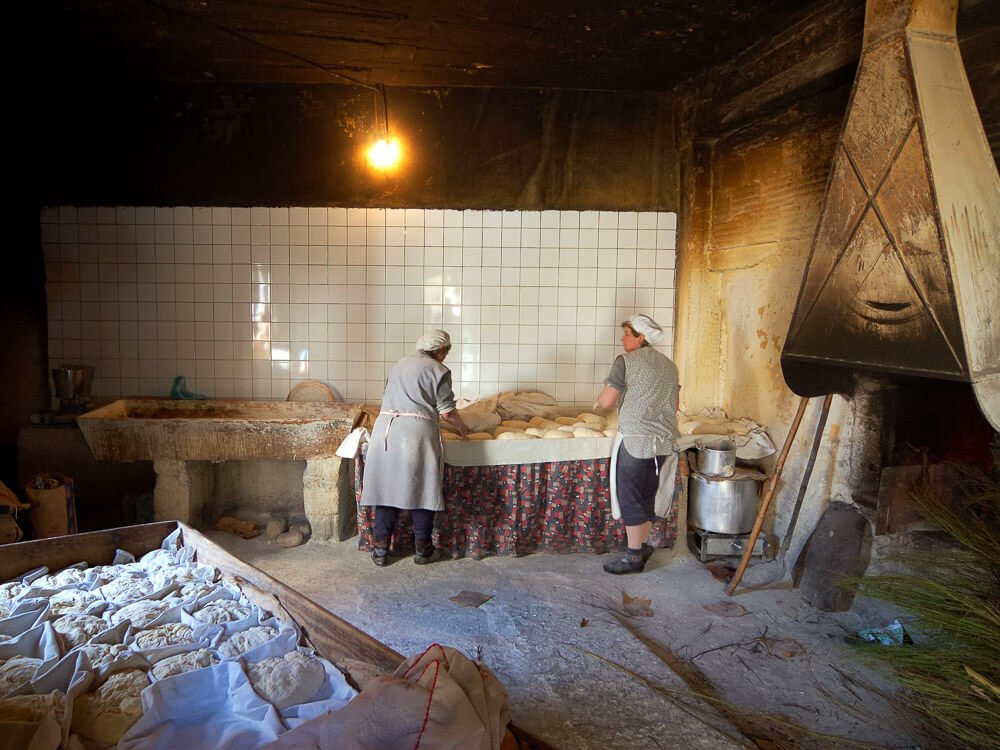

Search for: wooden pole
xmin=726 ymin=396 xmax=810 ymax=596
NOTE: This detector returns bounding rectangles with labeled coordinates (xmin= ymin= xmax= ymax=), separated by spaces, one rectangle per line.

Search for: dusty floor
xmin=207 ymin=531 xmax=922 ymax=750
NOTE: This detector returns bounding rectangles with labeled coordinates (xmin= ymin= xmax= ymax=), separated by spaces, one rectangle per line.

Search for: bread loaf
xmin=500 ymin=420 xmax=531 ymax=429
xmin=524 ymin=428 xmax=546 ymax=438
xmin=465 ymin=432 xmax=494 ymax=441
xmin=496 ymin=431 xmax=535 ymax=440
xmin=72 ymin=669 xmax=148 ymax=744
xmin=543 ymin=430 xmax=571 ymax=439
xmin=248 ymin=651 xmax=325 ymax=710
xmin=573 ymin=427 xmax=605 ymax=438
xmin=553 ymin=416 xmax=577 ymax=426
xmin=575 ymin=413 xmax=607 ymax=428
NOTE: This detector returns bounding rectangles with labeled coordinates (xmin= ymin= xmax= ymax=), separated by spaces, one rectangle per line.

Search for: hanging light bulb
xmin=367 ymin=84 xmax=403 ymax=171
xmin=368 ymin=137 xmax=401 ymax=169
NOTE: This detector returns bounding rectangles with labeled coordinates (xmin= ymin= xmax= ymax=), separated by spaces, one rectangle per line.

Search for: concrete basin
xmin=78 ymin=399 xmax=364 ymax=541
xmin=78 ymin=399 xmax=362 ymax=462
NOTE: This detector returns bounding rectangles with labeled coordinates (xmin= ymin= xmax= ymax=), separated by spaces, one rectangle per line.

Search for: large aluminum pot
xmin=52 ymin=365 xmax=94 ymax=399
xmin=695 ymin=438 xmax=736 ymax=477
xmin=687 ymin=471 xmax=760 ymax=534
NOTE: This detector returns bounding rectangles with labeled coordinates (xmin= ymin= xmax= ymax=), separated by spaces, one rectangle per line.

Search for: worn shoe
xmin=371 ymin=549 xmax=391 ymax=567
xmin=642 ymin=543 xmax=655 ymax=564
xmin=603 ymin=548 xmax=646 ymax=575
xmin=414 ymin=547 xmax=444 ymax=565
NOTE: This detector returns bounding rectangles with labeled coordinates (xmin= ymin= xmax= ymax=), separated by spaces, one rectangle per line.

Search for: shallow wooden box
xmin=0 ymin=522 xmax=548 ymax=748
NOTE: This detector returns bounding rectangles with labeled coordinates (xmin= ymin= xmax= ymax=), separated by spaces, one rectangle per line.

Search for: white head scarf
xmin=627 ymin=314 xmax=664 ymax=345
xmin=416 ymin=329 xmax=451 ymax=353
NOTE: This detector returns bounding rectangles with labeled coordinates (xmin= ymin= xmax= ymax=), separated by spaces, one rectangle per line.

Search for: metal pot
xmin=695 ymin=438 xmax=737 ymax=477
xmin=687 ymin=471 xmax=761 ymax=534
xmin=52 ymin=365 xmax=94 ymax=400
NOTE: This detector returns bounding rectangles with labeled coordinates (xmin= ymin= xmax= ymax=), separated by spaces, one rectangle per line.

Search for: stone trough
xmin=78 ymin=399 xmax=363 ymax=542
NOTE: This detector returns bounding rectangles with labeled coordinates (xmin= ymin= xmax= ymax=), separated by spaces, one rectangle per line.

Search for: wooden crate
xmin=0 ymin=521 xmax=552 ymax=749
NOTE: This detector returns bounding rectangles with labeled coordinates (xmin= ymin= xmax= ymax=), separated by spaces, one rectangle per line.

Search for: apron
xmin=608 ymin=431 xmax=678 ymax=522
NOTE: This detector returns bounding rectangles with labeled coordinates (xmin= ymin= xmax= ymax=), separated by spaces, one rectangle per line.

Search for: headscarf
xmin=626 ymin=314 xmax=664 ymax=345
xmin=416 ymin=329 xmax=451 ymax=353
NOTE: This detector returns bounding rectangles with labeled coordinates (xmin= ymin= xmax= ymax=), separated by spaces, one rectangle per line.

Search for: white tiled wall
xmin=41 ymin=207 xmax=676 ymax=404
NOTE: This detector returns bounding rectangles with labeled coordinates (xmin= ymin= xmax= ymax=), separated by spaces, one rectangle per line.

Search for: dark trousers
xmin=616 ymin=444 xmax=666 ymax=526
xmin=373 ymin=506 xmax=435 ymax=546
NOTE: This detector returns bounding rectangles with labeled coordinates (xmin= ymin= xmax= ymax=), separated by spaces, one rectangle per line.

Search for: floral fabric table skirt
xmin=355 ymin=454 xmax=685 ymax=559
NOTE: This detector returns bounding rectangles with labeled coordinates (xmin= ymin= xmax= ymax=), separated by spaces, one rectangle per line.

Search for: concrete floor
xmin=207 ymin=531 xmax=921 ymax=750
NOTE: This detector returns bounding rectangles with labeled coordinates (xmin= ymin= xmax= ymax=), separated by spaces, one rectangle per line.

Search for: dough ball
xmin=248 ymin=651 xmax=325 ymax=710
xmin=151 ymin=648 xmax=219 ymax=680
xmin=191 ymin=600 xmax=251 ymax=624
xmin=111 ymin=600 xmax=169 ymax=629
xmin=53 ymin=614 xmax=109 ymax=650
xmin=217 ymin=625 xmax=278 ymax=659
xmin=100 ymin=575 xmax=154 ymax=604
xmin=0 ymin=657 xmax=42 ymax=698
xmin=49 ymin=588 xmax=102 ymax=617
xmin=79 ymin=643 xmax=132 ymax=671
xmin=0 ymin=691 xmax=66 ymax=722
xmin=132 ymin=623 xmax=194 ymax=651
xmin=72 ymin=669 xmax=149 ymax=744
xmin=495 ymin=431 xmax=535 ymax=440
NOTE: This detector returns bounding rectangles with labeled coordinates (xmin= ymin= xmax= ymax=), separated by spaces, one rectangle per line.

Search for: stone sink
xmin=78 ymin=399 xmax=363 ymax=541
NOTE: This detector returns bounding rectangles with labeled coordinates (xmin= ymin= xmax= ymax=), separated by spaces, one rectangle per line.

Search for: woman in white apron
xmin=595 ymin=314 xmax=680 ymax=574
xmin=360 ymin=330 xmax=468 ymax=566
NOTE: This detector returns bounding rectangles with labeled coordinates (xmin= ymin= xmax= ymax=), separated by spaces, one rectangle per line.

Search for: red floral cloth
xmin=356 ymin=453 xmax=684 ymax=559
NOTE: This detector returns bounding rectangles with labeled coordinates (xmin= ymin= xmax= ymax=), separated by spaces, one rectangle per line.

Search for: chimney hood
xmin=781 ymin=0 xmax=1000 ymax=431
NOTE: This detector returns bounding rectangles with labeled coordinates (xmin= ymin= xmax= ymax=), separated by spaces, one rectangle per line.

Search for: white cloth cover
xmin=263 ymin=644 xmax=510 ymax=750
xmin=118 ymin=661 xmax=286 ymax=750
xmin=608 ymin=432 xmax=678 ymax=522
xmin=335 ymin=428 xmax=370 ymax=459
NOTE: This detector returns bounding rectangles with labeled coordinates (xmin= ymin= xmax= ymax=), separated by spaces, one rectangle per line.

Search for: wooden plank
xmin=0 ymin=521 xmax=176 ymax=581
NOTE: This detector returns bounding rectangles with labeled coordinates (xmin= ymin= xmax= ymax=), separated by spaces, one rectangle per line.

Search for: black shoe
xmin=603 ymin=555 xmax=645 ymax=575
xmin=642 ymin=543 xmax=655 ymax=564
xmin=414 ymin=547 xmax=443 ymax=565
xmin=372 ymin=549 xmax=391 ymax=567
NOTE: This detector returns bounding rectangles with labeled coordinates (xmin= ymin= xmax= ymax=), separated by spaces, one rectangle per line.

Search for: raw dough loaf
xmin=79 ymin=643 xmax=132 ymax=670
xmin=441 ymin=432 xmax=460 ymax=441
xmin=53 ymin=614 xmax=109 ymax=650
xmin=575 ymin=413 xmax=607 ymax=429
xmin=217 ymin=625 xmax=278 ymax=658
xmin=524 ymin=428 xmax=546 ymax=438
xmin=0 ymin=656 xmax=42 ymax=697
xmin=500 ymin=420 xmax=531 ymax=429
xmin=111 ymin=600 xmax=169 ymax=629
xmin=191 ymin=599 xmax=251 ymax=624
xmin=543 ymin=430 xmax=571 ymax=439
xmin=553 ymin=416 xmax=578 ymax=426
xmin=132 ymin=623 xmax=194 ymax=650
xmin=0 ymin=691 xmax=66 ymax=722
xmin=0 ymin=582 xmax=24 ymax=602
xmin=36 ymin=567 xmax=90 ymax=588
xmin=72 ymin=669 xmax=149 ymax=744
xmin=165 ymin=581 xmax=217 ymax=604
xmin=496 ymin=431 xmax=535 ymax=440
xmin=492 ymin=426 xmax=524 ymax=437
xmin=100 ymin=575 xmax=154 ymax=604
xmin=248 ymin=651 xmax=325 ymax=710
xmin=151 ymin=648 xmax=219 ymax=680
xmin=49 ymin=588 xmax=102 ymax=616
xmin=573 ymin=427 xmax=605 ymax=438
xmin=465 ymin=433 xmax=494 ymax=441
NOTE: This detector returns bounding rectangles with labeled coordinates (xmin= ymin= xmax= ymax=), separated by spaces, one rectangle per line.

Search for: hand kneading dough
xmin=132 ymin=623 xmax=194 ymax=650
xmin=573 ymin=427 xmax=605 ymax=438
xmin=111 ymin=599 xmax=169 ymax=629
xmin=54 ymin=614 xmax=109 ymax=650
xmin=0 ymin=657 xmax=42 ymax=697
xmin=495 ymin=431 xmax=535 ymax=440
xmin=0 ymin=692 xmax=66 ymax=722
xmin=151 ymin=648 xmax=219 ymax=680
xmin=544 ymin=429 xmax=571 ymax=439
xmin=248 ymin=651 xmax=325 ymax=710
xmin=72 ymin=669 xmax=148 ymax=744
xmin=217 ymin=625 xmax=278 ymax=658
xmin=192 ymin=599 xmax=251 ymax=624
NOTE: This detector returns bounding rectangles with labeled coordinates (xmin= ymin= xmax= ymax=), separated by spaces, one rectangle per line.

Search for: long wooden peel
xmin=726 ymin=395 xmax=810 ymax=596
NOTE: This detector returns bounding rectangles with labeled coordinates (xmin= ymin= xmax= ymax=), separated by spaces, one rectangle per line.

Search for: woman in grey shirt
xmin=595 ymin=314 xmax=680 ymax=574
xmin=361 ymin=330 xmax=467 ymax=566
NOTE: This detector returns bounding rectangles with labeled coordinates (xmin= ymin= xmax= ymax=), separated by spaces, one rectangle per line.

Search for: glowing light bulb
xmin=368 ymin=138 xmax=401 ymax=169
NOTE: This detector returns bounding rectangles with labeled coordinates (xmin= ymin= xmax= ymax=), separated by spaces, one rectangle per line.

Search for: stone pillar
xmin=303 ymin=457 xmax=343 ymax=542
xmin=153 ymin=460 xmax=213 ymax=525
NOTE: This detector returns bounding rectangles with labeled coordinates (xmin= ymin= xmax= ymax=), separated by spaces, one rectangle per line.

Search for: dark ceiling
xmin=33 ymin=0 xmax=821 ymax=91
